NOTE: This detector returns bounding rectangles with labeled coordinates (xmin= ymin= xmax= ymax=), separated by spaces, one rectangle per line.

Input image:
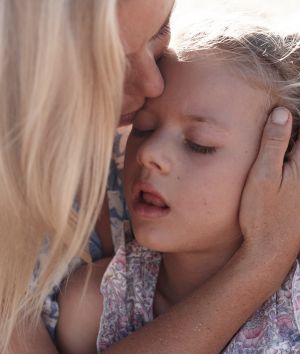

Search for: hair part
xmin=0 ymin=0 xmax=125 ymax=351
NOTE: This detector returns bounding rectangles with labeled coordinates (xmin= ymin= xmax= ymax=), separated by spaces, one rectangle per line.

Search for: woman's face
xmin=118 ymin=0 xmax=175 ymax=125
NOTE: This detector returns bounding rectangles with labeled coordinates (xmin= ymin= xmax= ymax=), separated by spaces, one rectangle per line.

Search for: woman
xmin=3 ymin=0 xmax=300 ymax=353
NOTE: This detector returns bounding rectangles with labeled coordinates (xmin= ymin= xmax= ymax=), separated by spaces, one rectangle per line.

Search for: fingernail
xmin=271 ymin=107 xmax=289 ymax=125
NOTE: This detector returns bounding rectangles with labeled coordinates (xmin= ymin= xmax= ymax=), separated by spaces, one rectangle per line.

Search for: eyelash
xmin=132 ymin=128 xmax=216 ymax=155
xmin=185 ymin=140 xmax=217 ymax=155
xmin=153 ymin=24 xmax=171 ymax=41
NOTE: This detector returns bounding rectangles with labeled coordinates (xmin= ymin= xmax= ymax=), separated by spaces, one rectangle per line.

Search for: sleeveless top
xmin=97 ymin=240 xmax=300 ymax=354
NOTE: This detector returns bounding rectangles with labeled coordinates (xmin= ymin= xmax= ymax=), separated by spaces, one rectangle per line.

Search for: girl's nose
xmin=137 ymin=134 xmax=171 ymax=175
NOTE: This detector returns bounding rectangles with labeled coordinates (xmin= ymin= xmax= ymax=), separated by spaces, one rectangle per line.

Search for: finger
xmin=253 ymin=107 xmax=292 ymax=182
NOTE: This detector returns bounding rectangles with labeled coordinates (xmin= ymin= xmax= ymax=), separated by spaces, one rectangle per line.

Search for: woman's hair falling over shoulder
xmin=171 ymin=18 xmax=300 ymax=154
xmin=0 ymin=0 xmax=125 ymax=351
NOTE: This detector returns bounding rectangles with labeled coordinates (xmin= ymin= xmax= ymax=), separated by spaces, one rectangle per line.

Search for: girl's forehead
xmin=159 ymin=55 xmax=241 ymax=97
xmin=152 ymin=55 xmax=269 ymax=131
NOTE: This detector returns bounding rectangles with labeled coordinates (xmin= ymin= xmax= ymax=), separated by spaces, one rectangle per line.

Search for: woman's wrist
xmin=242 ymin=231 xmax=299 ymax=265
xmin=231 ymin=238 xmax=297 ymax=299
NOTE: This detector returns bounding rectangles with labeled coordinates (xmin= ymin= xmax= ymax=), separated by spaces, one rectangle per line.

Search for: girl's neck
xmin=154 ymin=238 xmax=242 ymax=316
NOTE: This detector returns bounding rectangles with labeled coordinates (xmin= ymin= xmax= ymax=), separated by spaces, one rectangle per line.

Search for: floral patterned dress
xmin=97 ymin=240 xmax=300 ymax=354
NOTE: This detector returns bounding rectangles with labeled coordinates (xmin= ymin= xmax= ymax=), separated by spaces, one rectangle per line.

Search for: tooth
xmin=143 ymin=192 xmax=165 ymax=207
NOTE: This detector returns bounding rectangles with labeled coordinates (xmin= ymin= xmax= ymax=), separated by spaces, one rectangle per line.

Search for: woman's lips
xmin=131 ymin=181 xmax=170 ymax=219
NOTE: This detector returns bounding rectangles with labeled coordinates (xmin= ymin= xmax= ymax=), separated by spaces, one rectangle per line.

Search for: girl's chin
xmin=134 ymin=233 xmax=163 ymax=252
xmin=134 ymin=232 xmax=175 ymax=253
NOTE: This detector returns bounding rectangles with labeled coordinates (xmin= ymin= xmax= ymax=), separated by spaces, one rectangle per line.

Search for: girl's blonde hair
xmin=172 ymin=20 xmax=300 ymax=153
xmin=0 ymin=0 xmax=125 ymax=351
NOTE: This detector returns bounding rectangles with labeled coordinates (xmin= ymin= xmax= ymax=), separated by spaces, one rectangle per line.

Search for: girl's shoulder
xmin=223 ymin=259 xmax=300 ymax=353
xmin=100 ymin=239 xmax=161 ymax=301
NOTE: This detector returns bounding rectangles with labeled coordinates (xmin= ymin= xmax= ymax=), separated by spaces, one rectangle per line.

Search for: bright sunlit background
xmin=172 ymin=0 xmax=300 ymax=31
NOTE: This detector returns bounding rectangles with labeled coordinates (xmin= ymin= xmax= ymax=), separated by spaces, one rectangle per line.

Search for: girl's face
xmin=124 ymin=54 xmax=269 ymax=254
xmin=118 ymin=0 xmax=175 ymax=125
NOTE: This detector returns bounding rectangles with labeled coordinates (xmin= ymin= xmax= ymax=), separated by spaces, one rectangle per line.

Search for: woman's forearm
xmin=104 ymin=243 xmax=295 ymax=354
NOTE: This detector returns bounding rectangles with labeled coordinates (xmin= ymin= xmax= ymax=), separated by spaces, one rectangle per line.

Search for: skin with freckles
xmin=124 ymin=54 xmax=271 ymax=305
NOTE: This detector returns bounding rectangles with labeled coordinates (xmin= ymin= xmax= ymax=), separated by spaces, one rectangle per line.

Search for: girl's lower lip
xmin=132 ymin=199 xmax=170 ymax=219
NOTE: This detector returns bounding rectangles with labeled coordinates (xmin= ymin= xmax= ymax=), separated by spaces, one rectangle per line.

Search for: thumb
xmin=253 ymin=107 xmax=292 ymax=183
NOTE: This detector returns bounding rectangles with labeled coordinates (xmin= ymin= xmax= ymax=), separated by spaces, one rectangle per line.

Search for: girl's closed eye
xmin=131 ymin=111 xmax=156 ymax=137
xmin=185 ymin=139 xmax=217 ymax=154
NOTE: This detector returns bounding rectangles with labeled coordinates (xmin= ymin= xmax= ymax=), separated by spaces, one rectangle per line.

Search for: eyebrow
xmin=187 ymin=115 xmax=229 ymax=132
xmin=151 ymin=3 xmax=175 ymax=41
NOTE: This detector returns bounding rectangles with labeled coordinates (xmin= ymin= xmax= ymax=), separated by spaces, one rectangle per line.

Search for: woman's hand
xmin=240 ymin=107 xmax=300 ymax=259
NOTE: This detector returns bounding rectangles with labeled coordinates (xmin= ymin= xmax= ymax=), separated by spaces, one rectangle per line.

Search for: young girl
xmin=57 ymin=23 xmax=300 ymax=353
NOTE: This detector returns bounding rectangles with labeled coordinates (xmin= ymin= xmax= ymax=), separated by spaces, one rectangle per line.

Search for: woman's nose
xmin=137 ymin=134 xmax=171 ymax=175
xmin=139 ymin=53 xmax=164 ymax=98
xmin=127 ymin=50 xmax=164 ymax=99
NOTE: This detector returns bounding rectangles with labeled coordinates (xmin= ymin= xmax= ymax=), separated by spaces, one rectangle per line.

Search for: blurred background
xmin=172 ymin=0 xmax=300 ymax=31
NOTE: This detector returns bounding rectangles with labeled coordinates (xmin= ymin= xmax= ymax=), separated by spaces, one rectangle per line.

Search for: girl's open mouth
xmin=131 ymin=182 xmax=170 ymax=219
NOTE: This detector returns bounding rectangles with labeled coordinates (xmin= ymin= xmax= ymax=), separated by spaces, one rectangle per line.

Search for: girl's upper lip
xmin=132 ymin=180 xmax=169 ymax=208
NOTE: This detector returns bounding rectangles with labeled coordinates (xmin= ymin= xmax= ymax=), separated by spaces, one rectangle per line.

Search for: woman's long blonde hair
xmin=0 ymin=0 xmax=125 ymax=351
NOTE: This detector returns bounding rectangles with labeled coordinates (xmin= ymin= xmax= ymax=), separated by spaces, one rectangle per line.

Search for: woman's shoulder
xmin=56 ymin=257 xmax=112 ymax=354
